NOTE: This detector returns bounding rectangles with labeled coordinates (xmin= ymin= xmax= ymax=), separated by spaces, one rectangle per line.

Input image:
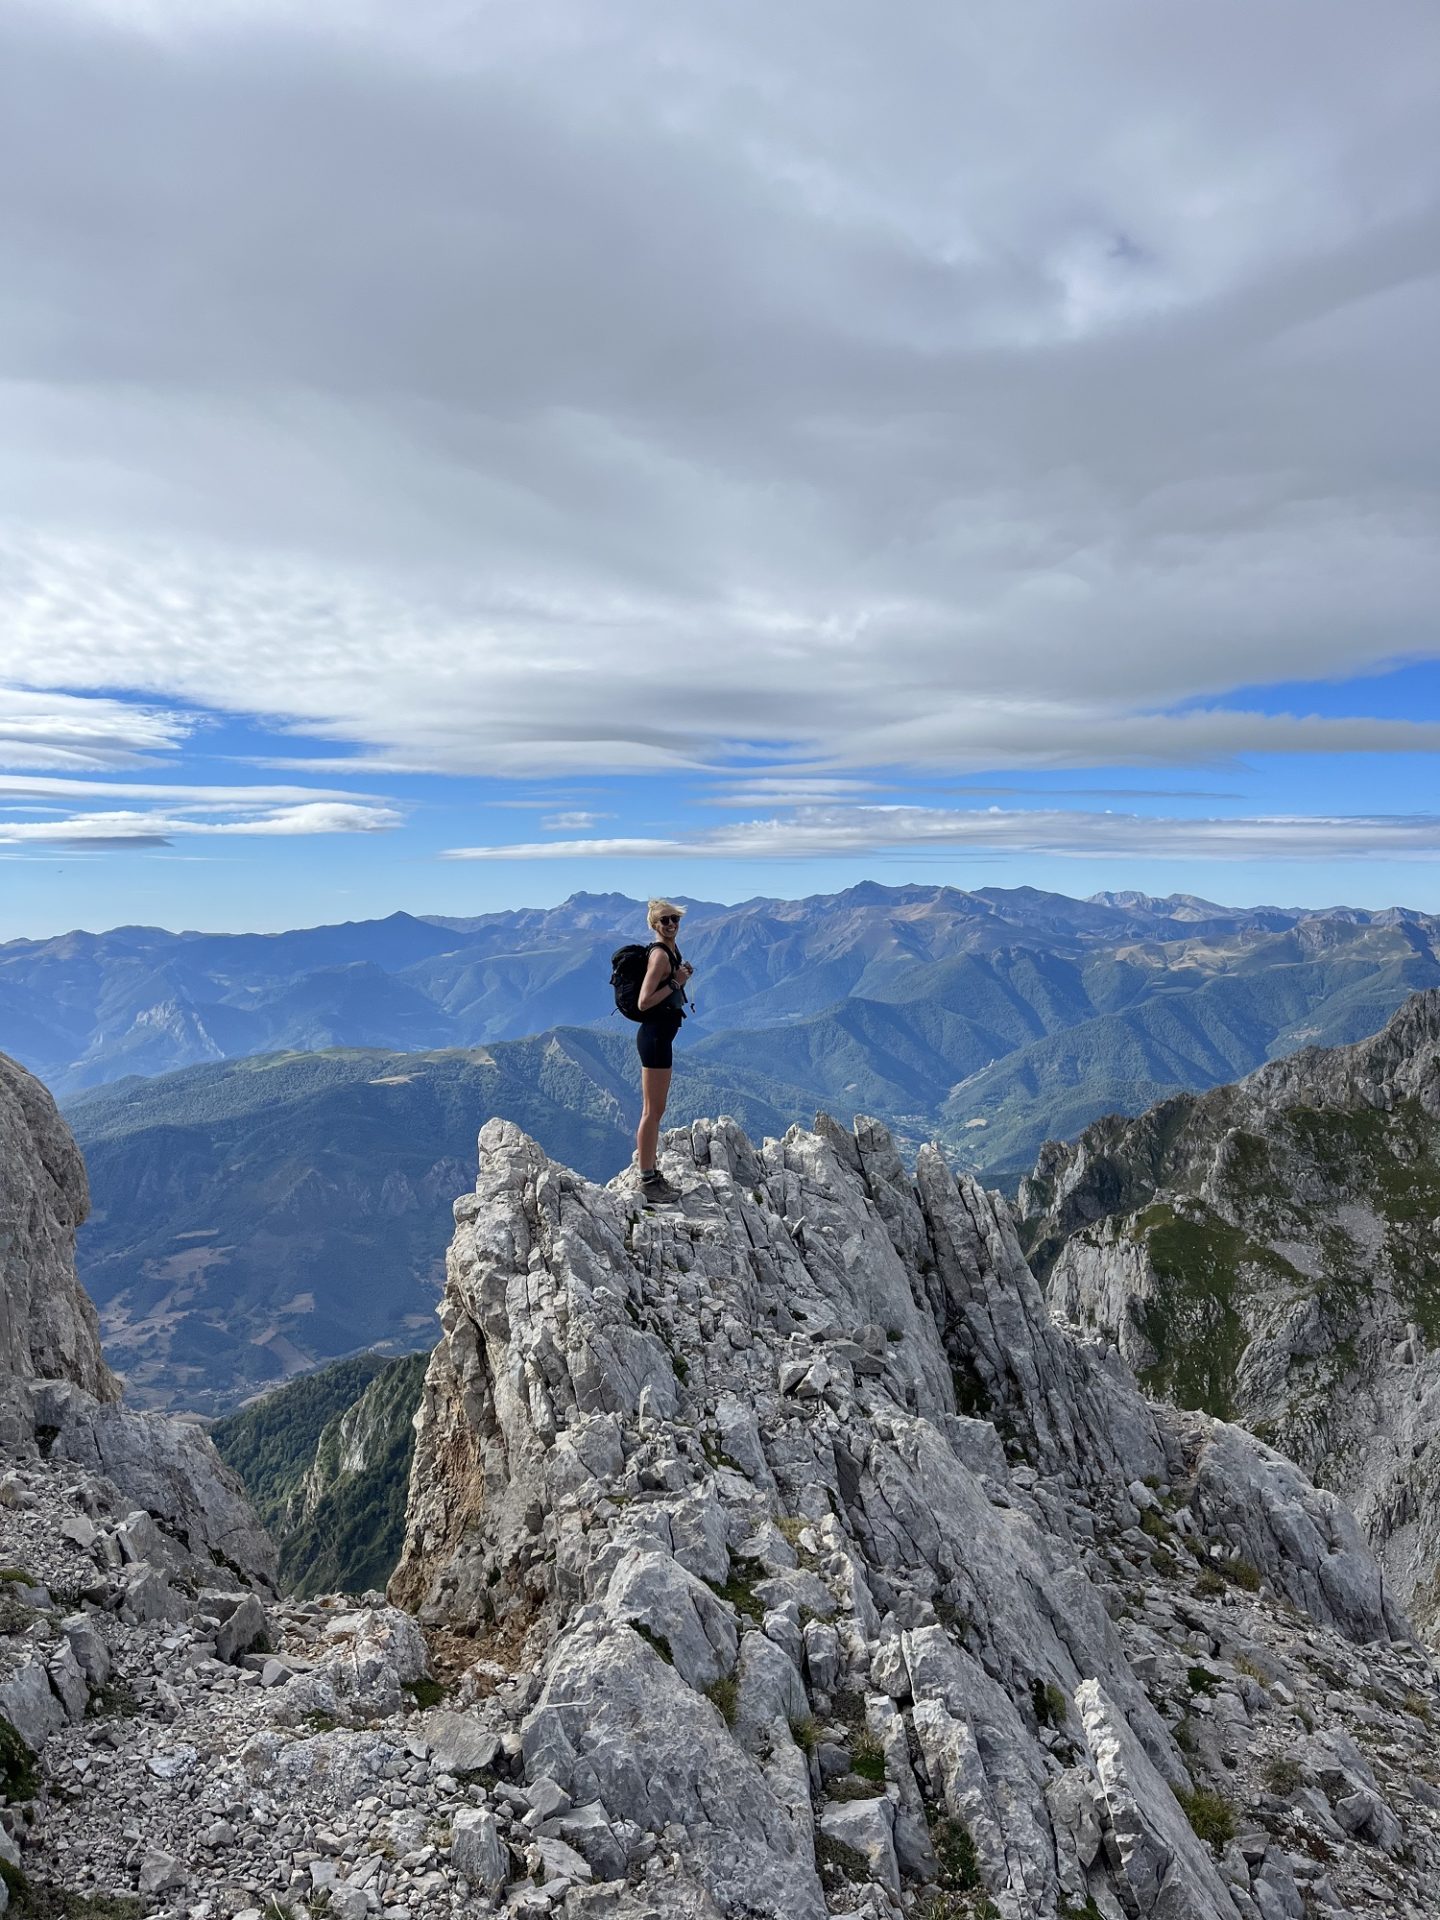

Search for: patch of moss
xmin=1403 ymin=1690 xmax=1435 ymax=1728
xmin=630 ymin=1622 xmax=674 ymax=1666
xmin=1186 ymin=1665 xmax=1220 ymax=1696
xmin=1176 ymin=1786 xmax=1236 ymax=1852
xmin=1263 ymin=1754 xmax=1305 ymax=1796
xmin=917 ymin=1895 xmax=1001 ymax=1920
xmin=1031 ymin=1677 xmax=1068 ymax=1728
xmin=1227 ymin=1559 xmax=1261 ymax=1593
xmin=1191 ymin=1569 xmax=1226 ymax=1599
xmin=815 ymin=1832 xmax=870 ymax=1884
xmin=0 ymin=1715 xmax=39 ymax=1801
xmin=1139 ymin=1507 xmax=1171 ymax=1544
xmin=0 ymin=1863 xmax=145 ymax=1920
xmin=84 ymin=1677 xmax=142 ymax=1721
xmin=827 ymin=1775 xmax=885 ymax=1800
xmin=1133 ymin=1205 xmax=1303 ymax=1420
xmin=0 ymin=1590 xmax=36 ymax=1635
xmin=704 ymin=1675 xmax=738 ymax=1726
xmin=708 ymin=1557 xmax=766 ymax=1621
xmin=700 ymin=1435 xmax=745 ymax=1474
xmin=403 ymin=1678 xmax=444 ymax=1710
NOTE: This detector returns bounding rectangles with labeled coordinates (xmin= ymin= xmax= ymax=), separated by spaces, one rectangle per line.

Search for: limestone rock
xmin=1077 ymin=1679 xmax=1238 ymax=1919
xmin=0 ymin=1053 xmax=117 ymax=1402
xmin=451 ymin=1805 xmax=507 ymax=1896
xmin=388 ymin=1112 xmax=1440 ymax=1918
xmin=1028 ymin=988 xmax=1440 ymax=1628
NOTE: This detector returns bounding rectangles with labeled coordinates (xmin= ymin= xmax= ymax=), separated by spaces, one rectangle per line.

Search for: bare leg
xmin=637 ymin=1065 xmax=672 ymax=1171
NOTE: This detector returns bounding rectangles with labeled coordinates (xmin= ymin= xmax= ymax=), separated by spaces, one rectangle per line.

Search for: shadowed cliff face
xmin=0 ymin=1050 xmax=118 ymax=1404
xmin=0 ymin=1048 xmax=275 ymax=1589
xmin=1021 ymin=990 xmax=1440 ymax=1630
xmin=390 ymin=1111 xmax=1437 ymax=1920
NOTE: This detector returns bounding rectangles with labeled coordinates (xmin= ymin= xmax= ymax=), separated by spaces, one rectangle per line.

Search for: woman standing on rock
xmin=634 ymin=899 xmax=693 ymax=1205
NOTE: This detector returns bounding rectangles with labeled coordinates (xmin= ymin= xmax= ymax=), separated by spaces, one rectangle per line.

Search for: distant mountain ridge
xmin=8 ymin=884 xmax=1434 ymax=1110
xmin=21 ymin=882 xmax=1440 ymax=1410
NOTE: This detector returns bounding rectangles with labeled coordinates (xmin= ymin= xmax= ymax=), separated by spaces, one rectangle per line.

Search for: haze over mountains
xmin=6 ymin=881 xmax=1440 ymax=1411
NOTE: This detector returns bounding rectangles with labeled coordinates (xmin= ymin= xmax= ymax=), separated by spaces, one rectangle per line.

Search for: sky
xmin=2 ymin=0 xmax=1439 ymax=938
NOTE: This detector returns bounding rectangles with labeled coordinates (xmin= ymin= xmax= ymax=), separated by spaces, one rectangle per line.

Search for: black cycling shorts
xmin=637 ymin=1013 xmax=683 ymax=1070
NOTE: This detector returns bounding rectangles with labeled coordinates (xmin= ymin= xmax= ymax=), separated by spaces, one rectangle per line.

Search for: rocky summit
xmin=386 ymin=1113 xmax=1440 ymax=1919
xmin=4 ymin=1047 xmax=1440 ymax=1919
xmin=1020 ymin=989 xmax=1440 ymax=1634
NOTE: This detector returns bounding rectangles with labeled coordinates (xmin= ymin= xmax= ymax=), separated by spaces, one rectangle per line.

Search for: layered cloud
xmin=0 ymin=775 xmax=401 ymax=846
xmin=0 ymin=0 xmax=1437 ymax=790
xmin=0 ymin=686 xmax=194 ymax=773
xmin=443 ymin=805 xmax=1440 ymax=864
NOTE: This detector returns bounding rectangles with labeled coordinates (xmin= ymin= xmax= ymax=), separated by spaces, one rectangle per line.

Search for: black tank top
xmin=641 ymin=941 xmax=686 ymax=1021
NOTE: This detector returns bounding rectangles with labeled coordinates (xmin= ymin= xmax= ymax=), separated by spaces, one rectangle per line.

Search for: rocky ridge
xmin=384 ymin=1111 xmax=1440 ymax=1918
xmin=1019 ymin=989 xmax=1440 ymax=1629
xmin=7 ymin=1045 xmax=1440 ymax=1917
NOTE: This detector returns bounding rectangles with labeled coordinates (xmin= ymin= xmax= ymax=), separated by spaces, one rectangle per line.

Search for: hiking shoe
xmin=639 ymin=1171 xmax=681 ymax=1206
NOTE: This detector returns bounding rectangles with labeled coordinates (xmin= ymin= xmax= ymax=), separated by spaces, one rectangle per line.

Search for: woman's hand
xmin=676 ymin=962 xmax=694 ymax=983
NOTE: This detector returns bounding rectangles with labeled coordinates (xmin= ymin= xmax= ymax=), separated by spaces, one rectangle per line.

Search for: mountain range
xmin=7 ymin=884 xmax=1436 ymax=1171
xmin=22 ymin=883 xmax=1439 ymax=1410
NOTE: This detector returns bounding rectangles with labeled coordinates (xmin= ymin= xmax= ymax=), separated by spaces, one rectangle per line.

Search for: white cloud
xmin=0 ymin=774 xmax=391 ymax=806
xmin=0 ymin=1 xmax=1437 ymax=782
xmin=0 ymin=796 xmax=401 ymax=847
xmin=541 ymin=810 xmax=611 ymax=830
xmin=0 ymin=685 xmax=193 ymax=772
xmin=442 ymin=804 xmax=1440 ymax=863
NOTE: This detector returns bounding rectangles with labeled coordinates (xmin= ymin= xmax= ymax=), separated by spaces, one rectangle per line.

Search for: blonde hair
xmin=647 ymin=898 xmax=685 ymax=932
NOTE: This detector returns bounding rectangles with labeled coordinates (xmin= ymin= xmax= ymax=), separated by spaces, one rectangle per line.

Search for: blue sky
xmin=2 ymin=1 xmax=1439 ymax=937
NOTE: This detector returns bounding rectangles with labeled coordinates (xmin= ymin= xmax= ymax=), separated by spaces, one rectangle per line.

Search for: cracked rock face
xmin=0 ymin=1052 xmax=117 ymax=1410
xmin=392 ymin=1112 xmax=1440 ymax=1918
xmin=1021 ymin=988 xmax=1440 ymax=1631
xmin=0 ymin=1049 xmax=275 ymax=1590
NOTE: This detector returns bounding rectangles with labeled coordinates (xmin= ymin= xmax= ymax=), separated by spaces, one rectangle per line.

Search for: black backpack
xmin=610 ymin=942 xmax=673 ymax=1021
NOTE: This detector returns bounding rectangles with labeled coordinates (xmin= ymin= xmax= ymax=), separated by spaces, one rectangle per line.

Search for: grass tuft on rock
xmin=1176 ymin=1785 xmax=1237 ymax=1852
xmin=789 ymin=1713 xmax=819 ymax=1754
xmin=0 ymin=1715 xmax=39 ymax=1801
xmin=929 ymin=1812 xmax=983 ymax=1891
xmin=850 ymin=1727 xmax=887 ymax=1782
xmin=704 ymin=1675 xmax=738 ymax=1726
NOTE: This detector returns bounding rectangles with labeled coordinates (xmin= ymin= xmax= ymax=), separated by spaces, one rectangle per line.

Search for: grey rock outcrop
xmin=391 ymin=1111 xmax=1439 ymax=1917
xmin=0 ymin=1053 xmax=117 ymax=1406
xmin=1022 ymin=989 xmax=1440 ymax=1628
xmin=0 ymin=1049 xmax=275 ymax=1590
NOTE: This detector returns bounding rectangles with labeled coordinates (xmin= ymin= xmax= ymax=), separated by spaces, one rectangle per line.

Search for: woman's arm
xmin=637 ymin=947 xmax=674 ymax=1014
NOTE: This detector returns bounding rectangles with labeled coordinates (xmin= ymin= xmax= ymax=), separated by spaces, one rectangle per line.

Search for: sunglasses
xmin=656 ymin=914 xmax=680 ymax=926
